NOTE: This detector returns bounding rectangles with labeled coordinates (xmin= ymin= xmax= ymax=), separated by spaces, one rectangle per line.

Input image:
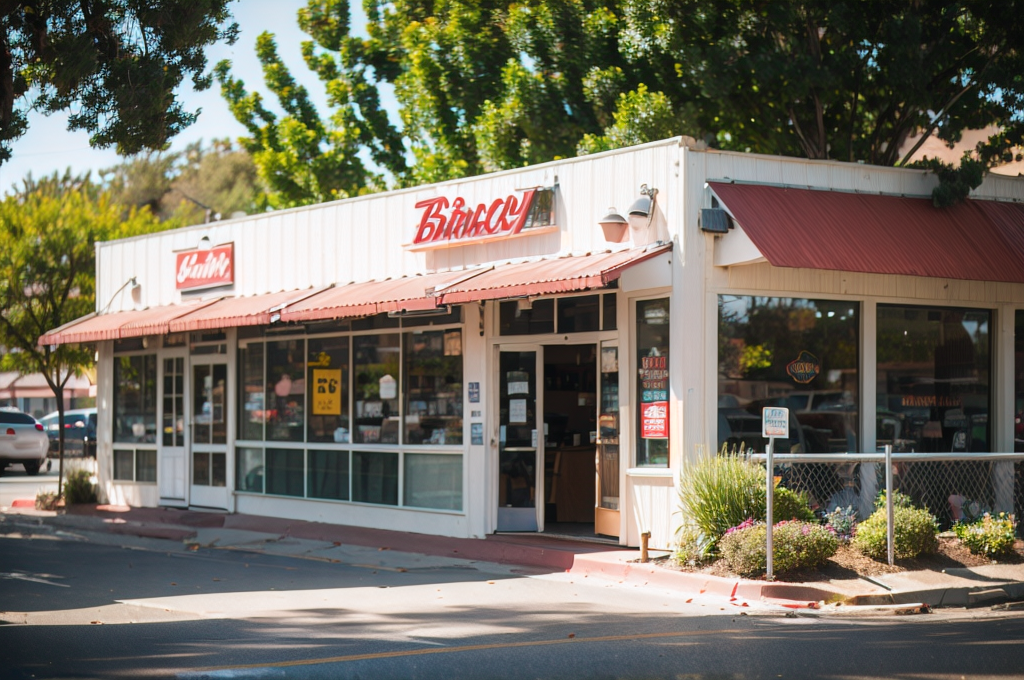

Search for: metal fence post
xmin=766 ymin=436 xmax=774 ymax=581
xmin=885 ymin=444 xmax=894 ymax=567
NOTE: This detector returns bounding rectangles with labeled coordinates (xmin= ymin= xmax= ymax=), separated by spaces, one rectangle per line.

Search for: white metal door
xmin=495 ymin=346 xmax=543 ymax=532
xmin=158 ymin=354 xmax=188 ymax=507
xmin=189 ymin=358 xmax=230 ymax=510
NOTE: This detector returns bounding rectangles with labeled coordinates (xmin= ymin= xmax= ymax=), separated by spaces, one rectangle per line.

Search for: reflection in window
xmin=113 ymin=354 xmax=157 ymax=444
xmin=239 ymin=343 xmax=265 ymax=440
xmin=266 ymin=448 xmax=304 ymax=496
xmin=877 ymin=305 xmax=990 ymax=453
xmin=718 ymin=297 xmax=859 ymax=456
xmin=267 ymin=340 xmax=305 ymax=442
xmin=308 ymin=450 xmax=349 ymax=500
xmin=404 ymin=453 xmax=462 ymax=510
xmin=354 ymin=335 xmax=400 ymax=444
xmin=307 ymin=337 xmax=349 ymax=443
xmin=237 ymin=447 xmax=264 ymax=492
xmin=404 ymin=330 xmax=463 ymax=445
xmin=499 ymin=299 xmax=554 ymax=335
xmin=1017 ymin=311 xmax=1024 ymax=453
xmin=557 ymin=295 xmax=600 ymax=333
xmin=353 ymin=451 xmax=398 ymax=504
xmin=636 ymin=299 xmax=670 ymax=467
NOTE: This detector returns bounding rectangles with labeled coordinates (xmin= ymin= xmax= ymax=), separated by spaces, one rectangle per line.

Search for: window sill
xmin=626 ymin=467 xmax=674 ymax=478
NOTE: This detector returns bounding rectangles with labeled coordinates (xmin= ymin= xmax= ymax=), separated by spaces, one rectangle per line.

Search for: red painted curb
xmin=10 ymin=499 xmax=35 ymax=508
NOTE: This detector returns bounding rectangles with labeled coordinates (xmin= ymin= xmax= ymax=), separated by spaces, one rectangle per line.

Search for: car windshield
xmin=0 ymin=411 xmax=36 ymax=424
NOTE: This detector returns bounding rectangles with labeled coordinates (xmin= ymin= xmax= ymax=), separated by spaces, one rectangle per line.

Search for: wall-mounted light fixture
xmin=198 ymin=235 xmax=212 ymax=251
xmin=102 ymin=276 xmax=140 ymax=313
xmin=598 ymin=184 xmax=659 ymax=246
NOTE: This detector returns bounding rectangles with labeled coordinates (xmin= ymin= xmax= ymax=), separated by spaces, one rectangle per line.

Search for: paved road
xmin=2 ymin=519 xmax=1023 ymax=679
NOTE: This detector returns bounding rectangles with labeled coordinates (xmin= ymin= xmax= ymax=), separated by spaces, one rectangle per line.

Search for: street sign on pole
xmin=761 ymin=407 xmax=789 ymax=581
xmin=762 ymin=407 xmax=789 ymax=439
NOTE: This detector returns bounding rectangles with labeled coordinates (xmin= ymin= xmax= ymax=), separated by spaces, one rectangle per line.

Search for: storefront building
xmin=42 ymin=138 xmax=1024 ymax=547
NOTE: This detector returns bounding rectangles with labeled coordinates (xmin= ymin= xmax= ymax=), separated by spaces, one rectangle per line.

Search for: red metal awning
xmin=279 ymin=270 xmax=478 ymax=323
xmin=38 ymin=300 xmax=216 ymax=346
xmin=708 ymin=182 xmax=1024 ymax=283
xmin=437 ymin=245 xmax=672 ymax=305
xmin=168 ymin=289 xmax=323 ymax=333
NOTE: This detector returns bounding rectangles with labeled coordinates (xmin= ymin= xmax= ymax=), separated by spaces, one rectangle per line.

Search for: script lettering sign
xmin=175 ymin=243 xmax=234 ymax=291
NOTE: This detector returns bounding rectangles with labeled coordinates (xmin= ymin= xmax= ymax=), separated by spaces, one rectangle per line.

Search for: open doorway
xmin=542 ymin=344 xmax=597 ymax=537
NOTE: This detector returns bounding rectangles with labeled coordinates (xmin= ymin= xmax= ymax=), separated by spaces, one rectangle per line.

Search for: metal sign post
xmin=761 ymin=407 xmax=789 ymax=582
xmin=885 ymin=444 xmax=894 ymax=567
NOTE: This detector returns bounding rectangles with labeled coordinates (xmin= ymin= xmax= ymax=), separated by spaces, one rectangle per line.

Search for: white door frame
xmin=157 ymin=348 xmax=189 ymax=508
xmin=188 ymin=355 xmax=231 ymax=510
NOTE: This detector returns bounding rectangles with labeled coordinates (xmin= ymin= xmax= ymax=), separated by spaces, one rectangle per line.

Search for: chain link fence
xmin=748 ymin=452 xmax=1024 ymax=533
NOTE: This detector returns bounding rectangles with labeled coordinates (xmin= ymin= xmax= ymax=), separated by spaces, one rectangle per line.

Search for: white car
xmin=0 ymin=410 xmax=49 ymax=476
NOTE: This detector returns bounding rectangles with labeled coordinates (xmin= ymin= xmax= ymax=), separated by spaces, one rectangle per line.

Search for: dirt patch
xmin=662 ymin=537 xmax=1024 ymax=582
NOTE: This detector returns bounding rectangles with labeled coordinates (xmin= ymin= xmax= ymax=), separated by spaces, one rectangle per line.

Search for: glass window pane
xmin=113 ymin=355 xmax=157 ymax=443
xmin=354 ymin=335 xmax=401 ymax=444
xmin=308 ymin=450 xmax=350 ymax=500
xmin=599 ymin=342 xmax=620 ymax=510
xmin=351 ymin=313 xmax=400 ymax=331
xmin=603 ymin=293 xmax=618 ymax=331
xmin=1017 ymin=311 xmax=1024 ymax=453
xmin=404 ymin=330 xmax=463 ymax=445
xmin=877 ymin=305 xmax=990 ymax=453
xmin=192 ymin=451 xmax=210 ymax=485
xmin=718 ymin=297 xmax=860 ymax=458
xmin=404 ymin=453 xmax=462 ymax=510
xmin=267 ymin=340 xmax=306 ymax=442
xmin=113 ymin=449 xmax=134 ymax=480
xmin=557 ymin=295 xmax=600 ymax=333
xmin=636 ymin=299 xmax=670 ymax=467
xmin=239 ymin=343 xmax=265 ymax=441
xmin=136 ymin=450 xmax=157 ymax=483
xmin=192 ymin=364 xmax=212 ymax=445
xmin=211 ymin=453 xmax=226 ymax=487
xmin=499 ymin=298 xmax=554 ymax=335
xmin=400 ymin=306 xmax=462 ymax=328
xmin=308 ymin=337 xmax=350 ymax=443
xmin=237 ymin=447 xmax=264 ymax=493
xmin=211 ymin=364 xmax=228 ymax=444
xmin=266 ymin=448 xmax=305 ymax=496
xmin=353 ymin=451 xmax=398 ymax=505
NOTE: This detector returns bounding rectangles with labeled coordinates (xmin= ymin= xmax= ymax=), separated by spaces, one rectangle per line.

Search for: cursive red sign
xmin=411 ymin=189 xmax=537 ymax=246
xmin=175 ymin=243 xmax=234 ymax=291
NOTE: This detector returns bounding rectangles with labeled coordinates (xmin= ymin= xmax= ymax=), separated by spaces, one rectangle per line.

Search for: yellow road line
xmin=193 ymin=629 xmax=744 ymax=672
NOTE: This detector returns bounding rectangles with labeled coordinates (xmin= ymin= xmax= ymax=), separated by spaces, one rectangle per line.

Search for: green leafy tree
xmin=1 ymin=1 xmax=238 ymax=164
xmin=0 ymin=175 xmax=162 ymax=496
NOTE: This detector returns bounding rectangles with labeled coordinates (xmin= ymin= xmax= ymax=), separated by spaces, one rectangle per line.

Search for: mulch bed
xmin=662 ymin=537 xmax=1024 ymax=583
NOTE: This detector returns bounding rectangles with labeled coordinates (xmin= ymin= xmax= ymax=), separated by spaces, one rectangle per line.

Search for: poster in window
xmin=641 ymin=401 xmax=668 ymax=439
xmin=312 ymin=368 xmax=342 ymax=415
xmin=444 ymin=330 xmax=462 ymax=356
xmin=510 ymin=398 xmax=528 ymax=423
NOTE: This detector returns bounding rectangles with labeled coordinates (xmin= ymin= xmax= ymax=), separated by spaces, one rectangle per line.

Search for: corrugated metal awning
xmin=708 ymin=182 xmax=1024 ymax=283
xmin=167 ymin=289 xmax=323 ymax=332
xmin=280 ymin=270 xmax=479 ymax=323
xmin=38 ymin=299 xmax=217 ymax=346
xmin=437 ymin=245 xmax=672 ymax=304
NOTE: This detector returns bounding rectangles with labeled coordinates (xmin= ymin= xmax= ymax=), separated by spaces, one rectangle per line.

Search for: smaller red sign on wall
xmin=176 ymin=243 xmax=234 ymax=291
xmin=641 ymin=401 xmax=669 ymax=439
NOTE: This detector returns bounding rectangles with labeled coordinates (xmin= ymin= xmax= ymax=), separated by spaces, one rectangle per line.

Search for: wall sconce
xmin=627 ymin=184 xmax=658 ymax=247
xmin=130 ymin=278 xmax=142 ymax=306
xmin=198 ymin=235 xmax=212 ymax=251
xmin=598 ymin=208 xmax=629 ymax=243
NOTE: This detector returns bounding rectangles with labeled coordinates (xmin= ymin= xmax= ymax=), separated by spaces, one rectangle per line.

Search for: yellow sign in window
xmin=312 ymin=369 xmax=342 ymax=415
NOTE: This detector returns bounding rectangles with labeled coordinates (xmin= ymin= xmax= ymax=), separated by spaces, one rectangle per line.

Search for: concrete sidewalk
xmin=5 ymin=503 xmax=1024 ymax=611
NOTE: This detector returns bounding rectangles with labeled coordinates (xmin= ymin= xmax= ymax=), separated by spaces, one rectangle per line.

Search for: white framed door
xmin=189 ymin=358 xmax=230 ymax=509
xmin=495 ymin=345 xmax=544 ymax=532
xmin=158 ymin=353 xmax=188 ymax=507
xmin=595 ymin=340 xmax=620 ymax=537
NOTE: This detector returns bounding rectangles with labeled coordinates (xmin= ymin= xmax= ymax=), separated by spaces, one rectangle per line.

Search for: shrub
xmin=677 ymin=454 xmax=763 ymax=556
xmin=35 ymin=491 xmax=60 ymax=511
xmin=64 ymin=469 xmax=97 ymax=505
xmin=719 ymin=520 xmax=838 ymax=577
xmin=853 ymin=505 xmax=938 ymax=560
xmin=954 ymin=513 xmax=1017 ymax=558
xmin=675 ymin=523 xmax=714 ymax=566
xmin=824 ymin=505 xmax=858 ymax=543
xmin=874 ymin=490 xmax=914 ymax=511
xmin=773 ymin=487 xmax=816 ymax=523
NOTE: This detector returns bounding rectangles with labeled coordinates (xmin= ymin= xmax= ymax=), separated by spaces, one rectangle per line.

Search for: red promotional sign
xmin=175 ymin=243 xmax=234 ymax=291
xmin=410 ymin=189 xmax=538 ymax=248
xmin=641 ymin=401 xmax=669 ymax=439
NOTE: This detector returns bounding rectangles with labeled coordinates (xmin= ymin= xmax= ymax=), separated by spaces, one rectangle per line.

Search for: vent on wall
xmin=699 ymin=207 xmax=731 ymax=233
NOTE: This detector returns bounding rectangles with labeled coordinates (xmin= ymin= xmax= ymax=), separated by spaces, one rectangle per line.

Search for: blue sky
xmin=0 ymin=0 xmax=390 ymax=193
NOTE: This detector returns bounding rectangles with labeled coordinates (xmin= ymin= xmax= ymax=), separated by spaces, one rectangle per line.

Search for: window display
xmin=239 ymin=343 xmax=265 ymax=440
xmin=636 ymin=299 xmax=670 ymax=467
xmin=404 ymin=330 xmax=463 ymax=445
xmin=308 ymin=337 xmax=349 ymax=443
xmin=354 ymin=334 xmax=400 ymax=444
xmin=113 ymin=354 xmax=157 ymax=444
xmin=267 ymin=340 xmax=305 ymax=442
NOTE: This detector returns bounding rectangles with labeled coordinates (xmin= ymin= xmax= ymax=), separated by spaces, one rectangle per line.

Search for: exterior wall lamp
xmin=598 ymin=184 xmax=659 ymax=246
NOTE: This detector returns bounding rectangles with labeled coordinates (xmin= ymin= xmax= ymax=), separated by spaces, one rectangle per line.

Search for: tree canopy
xmin=218 ymin=0 xmax=1024 ymax=206
xmin=0 ymin=1 xmax=238 ymax=164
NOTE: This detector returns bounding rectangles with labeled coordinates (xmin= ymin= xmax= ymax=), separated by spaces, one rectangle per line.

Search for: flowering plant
xmin=824 ymin=505 xmax=858 ymax=543
xmin=954 ymin=513 xmax=1017 ymax=558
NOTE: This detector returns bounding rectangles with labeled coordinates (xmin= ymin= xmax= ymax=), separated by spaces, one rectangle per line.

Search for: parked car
xmin=0 ymin=410 xmax=49 ymax=475
xmin=39 ymin=408 xmax=97 ymax=458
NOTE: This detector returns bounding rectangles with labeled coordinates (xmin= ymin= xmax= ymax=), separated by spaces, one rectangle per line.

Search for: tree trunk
xmin=55 ymin=386 xmax=65 ymax=499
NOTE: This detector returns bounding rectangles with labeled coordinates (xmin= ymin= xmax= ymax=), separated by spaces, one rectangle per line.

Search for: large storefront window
xmin=877 ymin=305 xmax=990 ymax=453
xmin=636 ymin=298 xmax=670 ymax=467
xmin=718 ymin=297 xmax=859 ymax=455
xmin=404 ymin=330 xmax=463 ymax=445
xmin=113 ymin=355 xmax=157 ymax=444
xmin=354 ymin=334 xmax=401 ymax=444
xmin=234 ymin=314 xmax=464 ymax=512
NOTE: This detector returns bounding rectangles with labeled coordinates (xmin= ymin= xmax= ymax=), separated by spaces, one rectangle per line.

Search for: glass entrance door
xmin=158 ymin=355 xmax=187 ymax=507
xmin=189 ymin=359 xmax=229 ymax=509
xmin=497 ymin=349 xmax=541 ymax=531
xmin=595 ymin=341 xmax=620 ymax=536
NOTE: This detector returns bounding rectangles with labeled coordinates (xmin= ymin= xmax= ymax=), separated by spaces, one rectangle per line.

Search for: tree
xmin=0 ymin=174 xmax=162 ymax=497
xmin=220 ymin=1 xmax=1024 ymax=204
xmin=1 ymin=1 xmax=238 ymax=164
